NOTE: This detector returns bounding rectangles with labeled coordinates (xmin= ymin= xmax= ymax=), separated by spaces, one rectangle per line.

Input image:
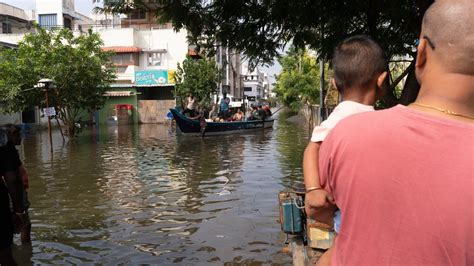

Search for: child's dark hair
xmin=332 ymin=35 xmax=387 ymax=94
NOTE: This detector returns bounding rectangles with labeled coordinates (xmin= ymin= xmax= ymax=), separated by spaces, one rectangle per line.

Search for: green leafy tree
xmin=174 ymin=56 xmax=221 ymax=109
xmin=96 ymin=0 xmax=434 ymax=106
xmin=0 ymin=27 xmax=116 ymax=137
xmin=275 ymin=46 xmax=327 ymax=124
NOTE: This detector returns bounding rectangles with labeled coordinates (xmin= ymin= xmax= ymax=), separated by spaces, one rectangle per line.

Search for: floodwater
xmin=13 ymin=111 xmax=310 ymax=265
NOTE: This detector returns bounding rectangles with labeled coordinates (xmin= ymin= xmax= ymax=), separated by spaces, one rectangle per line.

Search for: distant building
xmin=215 ymin=46 xmax=243 ymax=99
xmin=0 ymin=1 xmax=95 ymax=126
xmin=36 ymin=0 xmax=93 ymax=31
xmin=90 ymin=12 xmax=122 ymax=29
xmin=241 ymin=60 xmax=266 ymax=102
xmin=96 ymin=25 xmax=188 ymax=124
xmin=0 ymin=3 xmax=34 ymax=125
xmin=0 ymin=3 xmax=34 ymax=33
xmin=262 ymin=73 xmax=270 ymax=99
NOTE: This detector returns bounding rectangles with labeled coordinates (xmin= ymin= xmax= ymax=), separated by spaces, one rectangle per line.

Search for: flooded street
xmin=14 ymin=111 xmax=310 ymax=265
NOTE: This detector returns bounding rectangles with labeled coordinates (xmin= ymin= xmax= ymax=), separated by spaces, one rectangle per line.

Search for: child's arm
xmin=303 ymin=141 xmax=335 ymax=221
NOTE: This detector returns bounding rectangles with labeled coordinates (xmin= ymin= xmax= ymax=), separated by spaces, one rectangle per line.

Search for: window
xmin=148 ymin=52 xmax=163 ymax=67
xmin=111 ymin=53 xmax=139 ymax=66
xmin=244 ymin=87 xmax=252 ymax=92
xmin=129 ymin=10 xmax=146 ymax=20
xmin=114 ymin=66 xmax=128 ymax=73
xmin=63 ymin=17 xmax=72 ymax=30
xmin=2 ymin=23 xmax=12 ymax=34
xmin=39 ymin=14 xmax=58 ymax=29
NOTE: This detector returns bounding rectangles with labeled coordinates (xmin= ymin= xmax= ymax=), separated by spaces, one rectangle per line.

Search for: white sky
xmin=0 ymin=0 xmax=100 ymax=16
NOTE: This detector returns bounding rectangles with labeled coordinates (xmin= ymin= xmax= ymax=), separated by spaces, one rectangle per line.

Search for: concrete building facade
xmin=0 ymin=1 xmax=94 ymax=127
xmin=0 ymin=2 xmax=189 ymax=125
xmin=96 ymin=25 xmax=188 ymax=124
xmin=241 ymin=60 xmax=265 ymax=102
xmin=216 ymin=46 xmax=243 ymax=100
xmin=35 ymin=0 xmax=93 ymax=31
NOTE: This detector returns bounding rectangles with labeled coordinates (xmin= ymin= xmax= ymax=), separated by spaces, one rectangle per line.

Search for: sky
xmin=1 ymin=0 xmax=100 ymax=16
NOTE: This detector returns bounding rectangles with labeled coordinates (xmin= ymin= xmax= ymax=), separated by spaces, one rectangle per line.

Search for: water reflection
xmin=13 ymin=111 xmax=309 ymax=264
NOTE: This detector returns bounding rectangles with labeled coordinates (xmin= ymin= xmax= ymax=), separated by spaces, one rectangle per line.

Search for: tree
xmin=174 ymin=56 xmax=221 ymax=109
xmin=0 ymin=27 xmax=116 ymax=137
xmin=96 ymin=0 xmax=434 ymax=107
xmin=274 ymin=47 xmax=319 ymax=109
xmin=274 ymin=46 xmax=331 ymax=125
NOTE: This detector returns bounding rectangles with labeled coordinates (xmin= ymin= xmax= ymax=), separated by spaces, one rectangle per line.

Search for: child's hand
xmin=306 ymin=189 xmax=334 ymax=208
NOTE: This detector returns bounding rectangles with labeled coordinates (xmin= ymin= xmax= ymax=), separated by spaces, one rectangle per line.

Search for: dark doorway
xmin=22 ymin=108 xmax=35 ymax=123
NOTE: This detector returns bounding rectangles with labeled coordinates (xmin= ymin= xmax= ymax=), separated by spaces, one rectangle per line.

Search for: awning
xmin=104 ymin=91 xmax=133 ymax=97
xmin=102 ymin=46 xmax=142 ymax=53
xmin=135 ymin=84 xmax=175 ymax=87
xmin=109 ymin=84 xmax=175 ymax=88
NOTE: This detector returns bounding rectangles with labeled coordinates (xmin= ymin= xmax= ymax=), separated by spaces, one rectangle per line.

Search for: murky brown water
xmin=12 ymin=111 xmax=309 ymax=265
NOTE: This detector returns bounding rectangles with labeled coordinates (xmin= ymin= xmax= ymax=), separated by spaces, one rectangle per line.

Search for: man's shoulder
xmin=327 ymin=106 xmax=402 ymax=141
xmin=338 ymin=105 xmax=399 ymax=125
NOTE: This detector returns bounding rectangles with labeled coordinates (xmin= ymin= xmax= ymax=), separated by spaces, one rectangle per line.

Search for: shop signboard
xmin=43 ymin=107 xmax=56 ymax=117
xmin=168 ymin=70 xmax=176 ymax=84
xmin=135 ymin=70 xmax=168 ymax=85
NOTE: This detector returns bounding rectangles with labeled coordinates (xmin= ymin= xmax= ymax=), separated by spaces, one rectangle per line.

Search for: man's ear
xmin=415 ymin=38 xmax=427 ymax=68
xmin=377 ymin=71 xmax=388 ymax=89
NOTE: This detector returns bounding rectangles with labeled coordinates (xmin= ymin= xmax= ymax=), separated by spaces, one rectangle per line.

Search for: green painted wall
xmin=97 ymin=88 xmax=138 ymax=125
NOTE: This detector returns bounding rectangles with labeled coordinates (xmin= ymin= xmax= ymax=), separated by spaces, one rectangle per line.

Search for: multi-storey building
xmin=215 ymin=46 xmax=243 ymax=100
xmin=0 ymin=1 xmax=191 ymax=125
xmin=36 ymin=0 xmax=93 ymax=30
xmin=262 ymin=73 xmax=271 ymax=99
xmin=0 ymin=3 xmax=35 ymax=125
xmin=0 ymin=3 xmax=35 ymax=45
xmin=241 ymin=60 xmax=266 ymax=102
xmin=96 ymin=23 xmax=188 ymax=124
xmin=0 ymin=3 xmax=34 ymax=34
xmin=0 ymin=1 xmax=95 ymax=126
xmin=0 ymin=1 xmax=248 ymax=125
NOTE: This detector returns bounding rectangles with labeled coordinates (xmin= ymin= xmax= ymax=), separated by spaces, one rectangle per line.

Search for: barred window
xmin=2 ymin=23 xmax=12 ymax=34
xmin=39 ymin=14 xmax=58 ymax=29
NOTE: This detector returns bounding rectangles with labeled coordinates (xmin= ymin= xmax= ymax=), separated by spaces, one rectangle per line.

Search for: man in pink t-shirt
xmin=316 ymin=0 xmax=474 ymax=265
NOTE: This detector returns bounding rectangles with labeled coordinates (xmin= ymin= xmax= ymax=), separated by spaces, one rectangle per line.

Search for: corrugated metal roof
xmin=104 ymin=91 xmax=133 ymax=97
xmin=102 ymin=46 xmax=142 ymax=53
xmin=110 ymin=84 xmax=135 ymax=88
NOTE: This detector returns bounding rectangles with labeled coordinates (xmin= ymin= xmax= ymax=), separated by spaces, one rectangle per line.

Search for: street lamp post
xmin=37 ymin=78 xmax=54 ymax=153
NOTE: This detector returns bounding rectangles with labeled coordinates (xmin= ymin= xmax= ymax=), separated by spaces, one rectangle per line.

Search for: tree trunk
xmin=308 ymin=104 xmax=314 ymax=134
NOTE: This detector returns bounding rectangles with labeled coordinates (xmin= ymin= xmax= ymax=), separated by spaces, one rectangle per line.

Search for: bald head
xmin=422 ymin=0 xmax=474 ymax=75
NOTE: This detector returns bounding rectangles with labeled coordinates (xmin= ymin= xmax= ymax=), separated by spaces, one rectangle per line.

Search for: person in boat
xmin=182 ymin=93 xmax=197 ymax=117
xmin=232 ymin=108 xmax=244 ymax=121
xmin=188 ymin=108 xmax=208 ymax=135
xmin=247 ymin=105 xmax=258 ymax=120
xmin=208 ymin=104 xmax=218 ymax=120
xmin=263 ymin=105 xmax=272 ymax=118
xmin=303 ymin=35 xmax=388 ymax=265
xmin=254 ymin=105 xmax=266 ymax=121
xmin=218 ymin=93 xmax=231 ymax=120
xmin=312 ymin=1 xmax=474 ymax=264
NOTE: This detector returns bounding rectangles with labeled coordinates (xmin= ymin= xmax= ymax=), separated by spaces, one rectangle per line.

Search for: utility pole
xmin=38 ymin=78 xmax=54 ymax=154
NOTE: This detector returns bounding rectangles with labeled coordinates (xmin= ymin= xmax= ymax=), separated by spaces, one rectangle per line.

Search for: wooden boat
xmin=169 ymin=108 xmax=274 ymax=136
